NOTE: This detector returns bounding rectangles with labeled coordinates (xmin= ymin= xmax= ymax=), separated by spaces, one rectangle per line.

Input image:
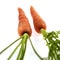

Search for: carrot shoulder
xmin=18 ymin=8 xmax=32 ymax=36
xmin=30 ymin=6 xmax=46 ymax=33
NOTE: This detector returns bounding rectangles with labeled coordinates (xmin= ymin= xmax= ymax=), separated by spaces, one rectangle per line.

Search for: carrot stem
xmin=7 ymin=39 xmax=23 ymax=60
xmin=29 ymin=38 xmax=43 ymax=60
xmin=0 ymin=37 xmax=22 ymax=54
xmin=17 ymin=33 xmax=29 ymax=60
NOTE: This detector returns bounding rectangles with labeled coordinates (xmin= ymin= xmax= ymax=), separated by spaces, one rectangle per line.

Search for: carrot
xmin=18 ymin=8 xmax=32 ymax=36
xmin=30 ymin=6 xmax=60 ymax=60
xmin=0 ymin=8 xmax=32 ymax=60
xmin=30 ymin=6 xmax=46 ymax=33
xmin=17 ymin=8 xmax=32 ymax=60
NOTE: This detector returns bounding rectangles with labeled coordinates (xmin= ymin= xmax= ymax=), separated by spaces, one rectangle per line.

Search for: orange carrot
xmin=18 ymin=8 xmax=32 ymax=36
xmin=30 ymin=6 xmax=46 ymax=33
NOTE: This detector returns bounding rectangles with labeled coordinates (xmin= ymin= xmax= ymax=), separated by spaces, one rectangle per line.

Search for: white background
xmin=0 ymin=0 xmax=60 ymax=60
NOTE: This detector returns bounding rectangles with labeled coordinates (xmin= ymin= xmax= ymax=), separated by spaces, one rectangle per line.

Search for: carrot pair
xmin=18 ymin=6 xmax=46 ymax=36
xmin=0 ymin=6 xmax=46 ymax=60
xmin=17 ymin=6 xmax=46 ymax=60
xmin=18 ymin=6 xmax=60 ymax=60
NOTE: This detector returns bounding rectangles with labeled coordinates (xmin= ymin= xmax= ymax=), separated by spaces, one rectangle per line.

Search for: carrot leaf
xmin=16 ymin=33 xmax=29 ymax=60
xmin=0 ymin=37 xmax=22 ymax=54
xmin=41 ymin=29 xmax=60 ymax=60
xmin=7 ymin=39 xmax=23 ymax=60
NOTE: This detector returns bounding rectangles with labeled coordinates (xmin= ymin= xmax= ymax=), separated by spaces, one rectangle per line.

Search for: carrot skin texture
xmin=18 ymin=8 xmax=32 ymax=36
xmin=30 ymin=6 xmax=46 ymax=33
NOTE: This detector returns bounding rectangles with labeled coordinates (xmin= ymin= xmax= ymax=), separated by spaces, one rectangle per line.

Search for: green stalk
xmin=7 ymin=39 xmax=22 ymax=60
xmin=0 ymin=37 xmax=22 ymax=54
xmin=17 ymin=33 xmax=29 ymax=60
xmin=29 ymin=38 xmax=43 ymax=60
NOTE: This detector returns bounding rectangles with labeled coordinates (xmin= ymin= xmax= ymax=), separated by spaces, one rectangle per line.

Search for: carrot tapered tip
xmin=18 ymin=8 xmax=25 ymax=15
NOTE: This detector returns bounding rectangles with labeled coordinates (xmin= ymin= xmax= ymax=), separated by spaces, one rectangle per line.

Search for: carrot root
xmin=30 ymin=6 xmax=46 ymax=33
xmin=18 ymin=8 xmax=32 ymax=36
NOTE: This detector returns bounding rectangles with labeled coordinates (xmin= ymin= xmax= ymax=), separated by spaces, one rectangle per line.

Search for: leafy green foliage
xmin=41 ymin=29 xmax=60 ymax=60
